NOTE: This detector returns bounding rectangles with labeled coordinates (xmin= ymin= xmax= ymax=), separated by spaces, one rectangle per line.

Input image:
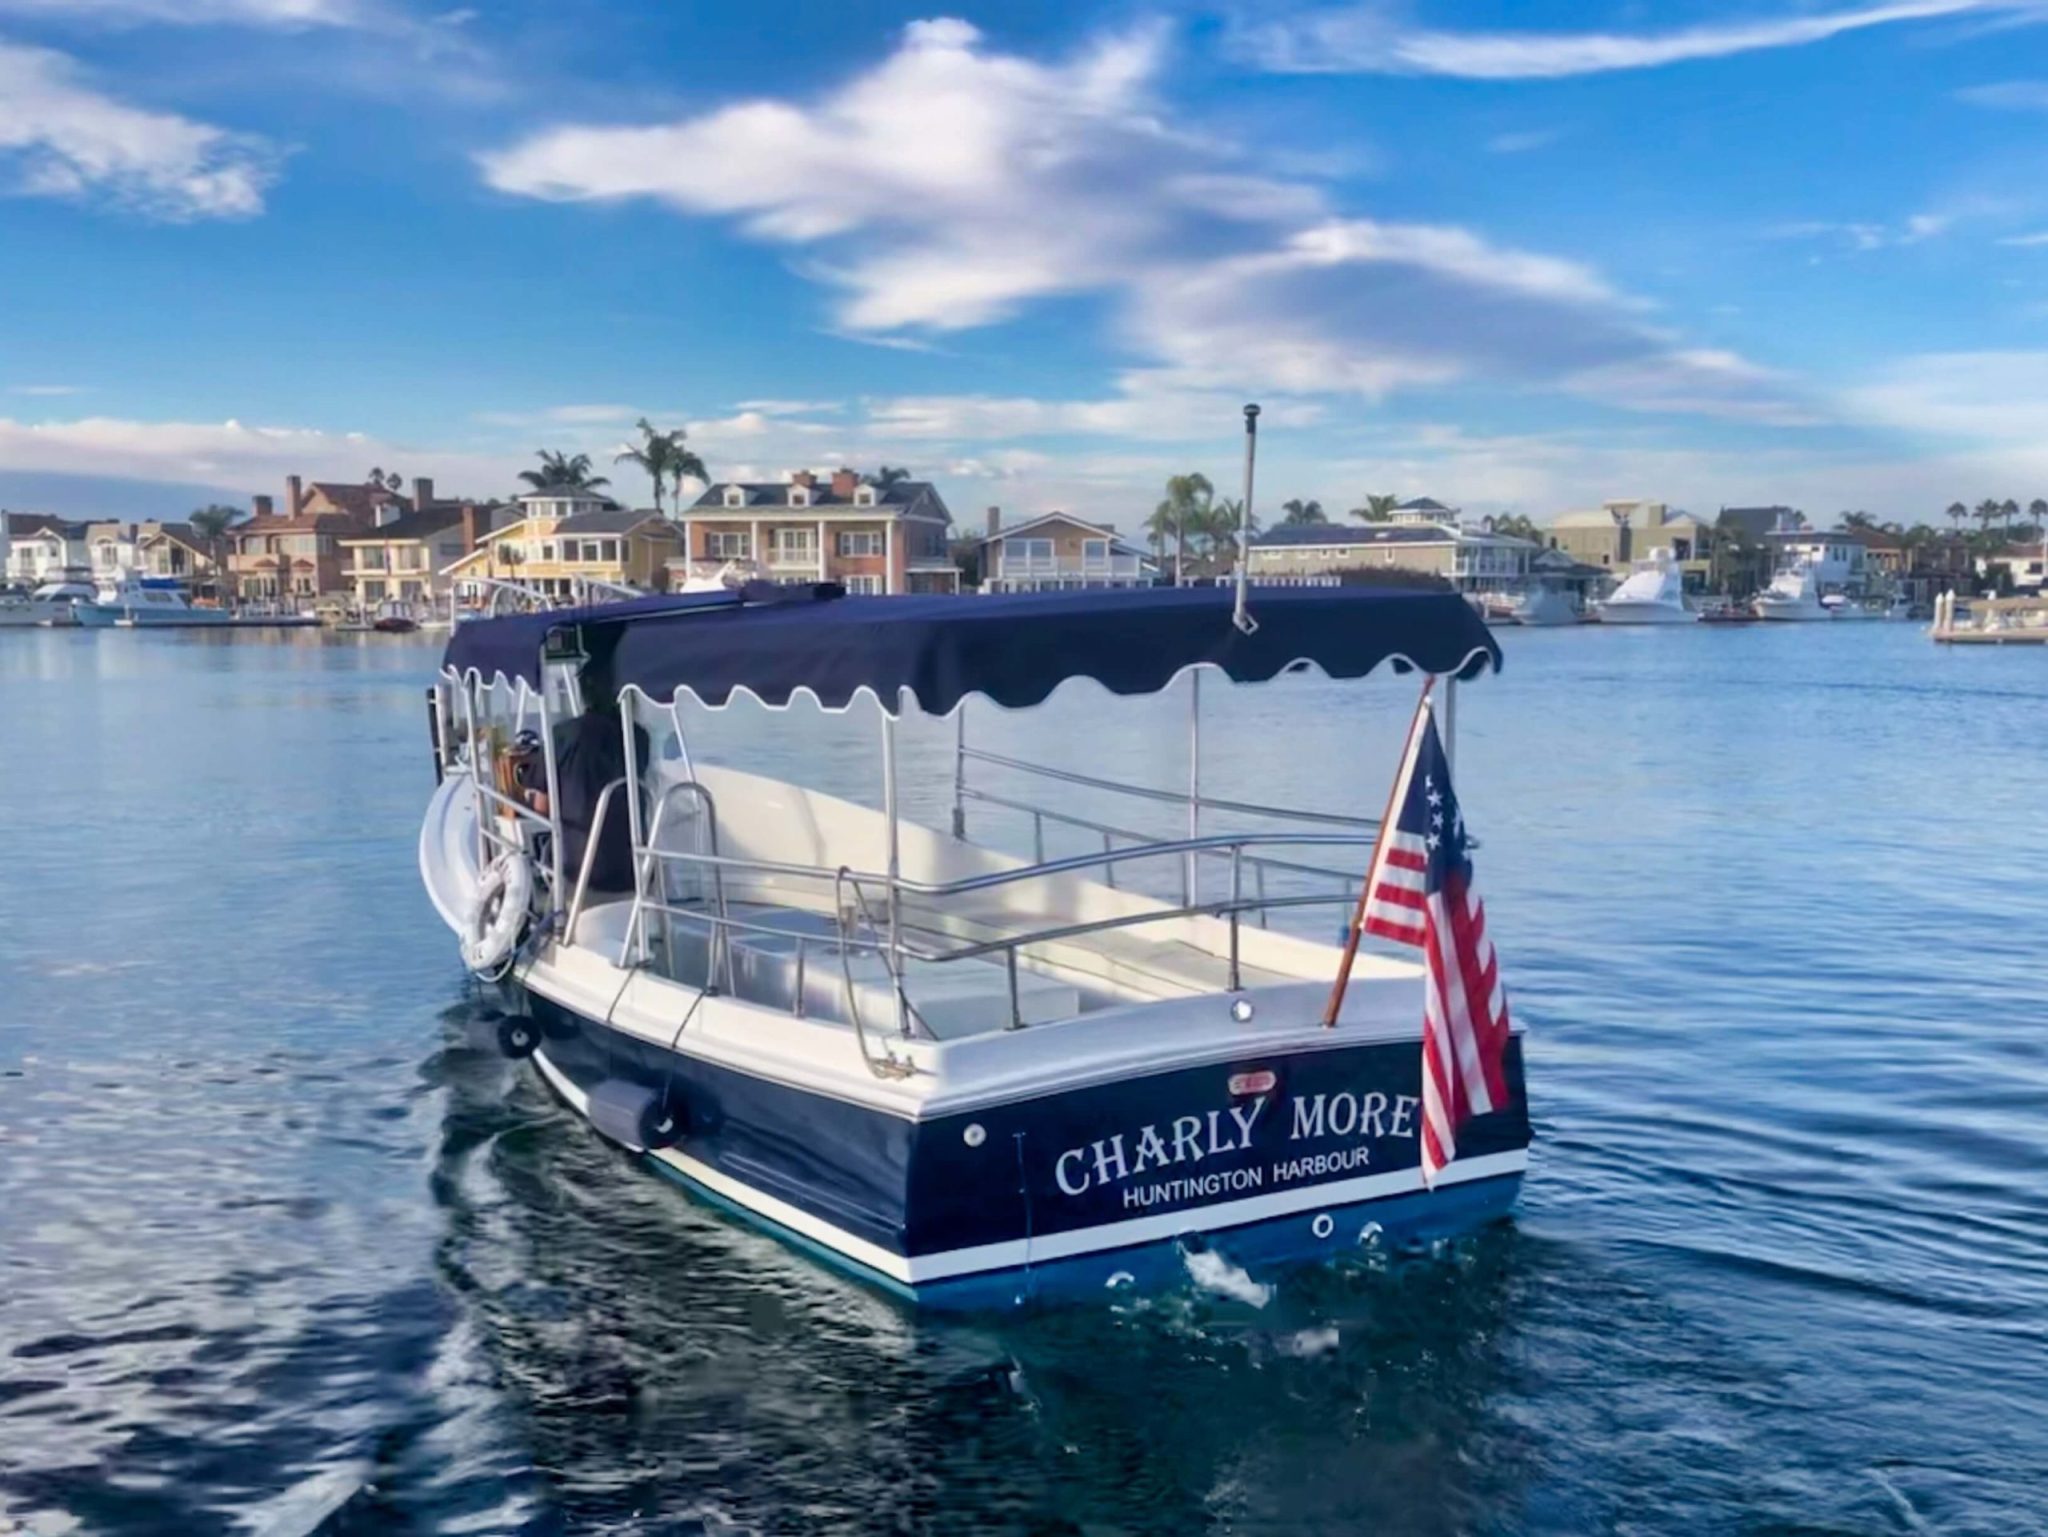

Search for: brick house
xmin=338 ymin=502 xmax=501 ymax=612
xmin=672 ymin=470 xmax=959 ymax=594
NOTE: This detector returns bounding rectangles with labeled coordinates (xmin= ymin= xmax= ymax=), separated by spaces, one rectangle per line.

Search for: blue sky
xmin=4 ymin=0 xmax=2048 ymax=525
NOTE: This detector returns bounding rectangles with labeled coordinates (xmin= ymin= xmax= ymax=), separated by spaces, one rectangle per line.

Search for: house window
xmin=854 ymin=487 xmax=876 ymax=507
xmin=1083 ymin=538 xmax=1108 ymax=565
xmin=772 ymin=528 xmax=818 ymax=562
xmin=837 ymin=529 xmax=884 ymax=557
xmin=1016 ymin=537 xmax=1053 ymax=565
xmin=723 ymin=487 xmax=745 ymax=508
xmin=789 ymin=485 xmax=811 ymax=508
xmin=844 ymin=574 xmax=883 ymax=595
xmin=705 ymin=530 xmax=751 ymax=559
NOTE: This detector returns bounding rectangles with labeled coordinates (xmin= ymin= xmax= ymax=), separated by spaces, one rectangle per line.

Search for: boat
xmin=1595 ymin=555 xmax=1696 ymax=624
xmin=1752 ymin=563 xmax=1830 ymax=621
xmin=419 ymin=584 xmax=1531 ymax=1308
xmin=75 ymin=577 xmax=233 ymax=628
xmin=1512 ymin=584 xmax=1579 ymax=627
xmin=372 ymin=601 xmax=420 ymax=634
xmin=1819 ymin=593 xmax=1881 ymax=621
xmin=0 ymin=580 xmax=97 ymax=627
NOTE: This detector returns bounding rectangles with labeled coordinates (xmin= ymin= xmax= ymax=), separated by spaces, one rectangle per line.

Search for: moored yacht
xmin=75 ymin=577 xmax=233 ymax=627
xmin=0 ymin=580 xmax=96 ymax=627
xmin=1595 ymin=555 xmax=1695 ymax=624
xmin=1753 ymin=563 xmax=1831 ymax=621
xmin=420 ymin=583 xmax=1531 ymax=1308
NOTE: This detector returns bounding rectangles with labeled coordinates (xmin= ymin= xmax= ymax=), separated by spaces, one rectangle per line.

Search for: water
xmin=3 ymin=622 xmax=2045 ymax=1535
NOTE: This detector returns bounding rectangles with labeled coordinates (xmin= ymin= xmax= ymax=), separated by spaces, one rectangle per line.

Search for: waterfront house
xmin=1383 ymin=495 xmax=1462 ymax=526
xmin=976 ymin=509 xmax=1155 ymax=593
xmin=5 ymin=514 xmax=90 ymax=584
xmin=1979 ymin=539 xmax=2048 ymax=594
xmin=339 ymin=503 xmax=500 ymax=612
xmin=671 ymin=470 xmax=959 ymax=594
xmin=226 ymin=486 xmax=370 ymax=603
xmin=442 ymin=486 xmax=678 ymax=602
xmin=1549 ymin=500 xmax=1714 ymax=586
xmin=1246 ymin=522 xmax=1537 ymax=592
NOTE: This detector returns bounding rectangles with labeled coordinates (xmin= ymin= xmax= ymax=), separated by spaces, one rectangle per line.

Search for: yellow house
xmin=442 ymin=486 xmax=680 ymax=603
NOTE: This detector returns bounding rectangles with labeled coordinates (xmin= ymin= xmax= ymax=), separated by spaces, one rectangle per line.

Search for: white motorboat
xmin=1595 ymin=556 xmax=1696 ymax=624
xmin=1753 ymin=564 xmax=1831 ymax=621
xmin=1819 ymin=593 xmax=1881 ymax=621
xmin=0 ymin=580 xmax=97 ymax=627
xmin=75 ymin=578 xmax=233 ymax=628
xmin=420 ymin=584 xmax=1531 ymax=1308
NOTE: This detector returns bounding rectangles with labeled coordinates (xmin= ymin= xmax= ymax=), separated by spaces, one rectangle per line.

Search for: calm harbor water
xmin=2 ymin=620 xmax=2045 ymax=1535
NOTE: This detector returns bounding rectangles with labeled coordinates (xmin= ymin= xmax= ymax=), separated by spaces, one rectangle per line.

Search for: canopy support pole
xmin=538 ymin=669 xmax=566 ymax=910
xmin=1443 ymin=674 xmax=1458 ymax=775
xmin=1233 ymin=403 xmax=1260 ymax=635
xmin=1185 ymin=670 xmax=1201 ymax=906
xmin=951 ymin=704 xmax=968 ymax=840
xmin=881 ymin=700 xmax=907 ymax=1036
xmin=621 ymin=697 xmax=649 ymax=967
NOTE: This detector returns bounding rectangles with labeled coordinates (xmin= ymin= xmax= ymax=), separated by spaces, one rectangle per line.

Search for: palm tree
xmin=615 ymin=419 xmax=678 ymax=515
xmin=875 ymin=465 xmax=913 ymax=488
xmin=188 ymin=503 xmax=240 ymax=600
xmin=1278 ymin=498 xmax=1326 ymax=526
xmin=1150 ymin=472 xmax=1214 ymax=584
xmin=366 ymin=465 xmax=386 ymax=488
xmin=1205 ymin=497 xmax=1257 ymax=573
xmin=2000 ymin=498 xmax=2021 ymax=540
xmin=520 ymin=450 xmax=609 ymax=493
xmin=1946 ymin=501 xmax=1968 ymax=535
xmin=1351 ymin=493 xmax=1400 ymax=522
xmin=1975 ymin=498 xmax=2002 ymax=541
xmin=1840 ymin=510 xmax=1876 ymax=530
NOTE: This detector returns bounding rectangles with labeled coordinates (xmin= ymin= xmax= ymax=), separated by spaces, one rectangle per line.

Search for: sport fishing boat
xmin=1595 ymin=554 xmax=1696 ymax=624
xmin=1753 ymin=563 xmax=1830 ymax=621
xmin=420 ymin=582 xmax=1531 ymax=1307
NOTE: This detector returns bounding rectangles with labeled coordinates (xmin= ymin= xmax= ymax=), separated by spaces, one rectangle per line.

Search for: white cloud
xmin=0 ymin=0 xmax=367 ymax=21
xmin=1843 ymin=349 xmax=2048 ymax=445
xmin=0 ymin=414 xmax=508 ymax=491
xmin=1999 ymin=230 xmax=2048 ymax=245
xmin=1237 ymin=0 xmax=2002 ymax=77
xmin=1956 ymin=78 xmax=2048 ymax=109
xmin=1486 ymin=128 xmax=1562 ymax=154
xmin=9 ymin=382 xmax=83 ymax=395
xmin=480 ymin=18 xmax=1806 ymax=430
xmin=482 ymin=18 xmax=1309 ymax=332
xmin=0 ymin=38 xmax=276 ymax=218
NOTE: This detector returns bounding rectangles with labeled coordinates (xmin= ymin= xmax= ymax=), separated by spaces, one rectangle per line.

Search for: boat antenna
xmin=1233 ymin=403 xmax=1260 ymax=635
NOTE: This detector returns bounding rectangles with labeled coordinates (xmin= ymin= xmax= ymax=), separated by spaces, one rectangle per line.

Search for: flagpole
xmin=1320 ymin=675 xmax=1435 ymax=1028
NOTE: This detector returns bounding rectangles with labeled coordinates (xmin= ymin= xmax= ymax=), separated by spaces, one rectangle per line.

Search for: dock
xmin=1931 ymin=591 xmax=2048 ymax=645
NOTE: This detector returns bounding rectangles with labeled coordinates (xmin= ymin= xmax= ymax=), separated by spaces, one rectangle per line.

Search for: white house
xmin=4 ymin=515 xmax=90 ymax=583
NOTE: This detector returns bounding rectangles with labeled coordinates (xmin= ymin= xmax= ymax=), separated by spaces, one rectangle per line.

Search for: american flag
xmin=1358 ymin=701 xmax=1512 ymax=1185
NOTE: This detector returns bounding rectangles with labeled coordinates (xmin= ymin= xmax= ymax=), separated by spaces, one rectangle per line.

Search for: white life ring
xmin=462 ymin=850 xmax=533 ymax=973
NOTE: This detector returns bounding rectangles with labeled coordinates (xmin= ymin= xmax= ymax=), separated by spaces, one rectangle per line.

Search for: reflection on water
xmin=2 ymin=623 xmax=2046 ymax=1533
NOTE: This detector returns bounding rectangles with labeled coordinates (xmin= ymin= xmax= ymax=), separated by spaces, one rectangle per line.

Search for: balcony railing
xmin=999 ymin=554 xmax=1143 ymax=578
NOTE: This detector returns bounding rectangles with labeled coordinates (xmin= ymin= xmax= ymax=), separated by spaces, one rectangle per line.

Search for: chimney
xmin=831 ymin=467 xmax=858 ymax=499
xmin=790 ymin=469 xmax=816 ymax=489
xmin=252 ymin=494 xmax=275 ymax=519
xmin=413 ymin=476 xmax=434 ymax=512
xmin=461 ymin=502 xmax=482 ymax=554
xmin=285 ymin=475 xmax=303 ymax=517
xmin=985 ymin=505 xmax=1001 ymax=538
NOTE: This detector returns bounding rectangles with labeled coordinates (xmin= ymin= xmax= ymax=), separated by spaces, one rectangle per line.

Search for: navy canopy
xmin=444 ymin=583 xmax=1501 ymax=716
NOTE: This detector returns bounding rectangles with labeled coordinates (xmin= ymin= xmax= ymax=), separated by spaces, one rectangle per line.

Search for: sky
xmin=4 ymin=0 xmax=2048 ymax=528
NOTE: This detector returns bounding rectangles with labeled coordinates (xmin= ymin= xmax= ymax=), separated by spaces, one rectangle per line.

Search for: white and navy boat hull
xmin=512 ymin=982 xmax=1529 ymax=1308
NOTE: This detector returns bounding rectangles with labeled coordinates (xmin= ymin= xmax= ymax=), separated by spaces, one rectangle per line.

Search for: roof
xmin=555 ymin=507 xmax=673 ymax=535
xmin=690 ymin=479 xmax=951 ymax=523
xmin=981 ymin=511 xmax=1148 ymax=553
xmin=443 ymin=582 xmax=1502 ymax=709
xmin=5 ymin=513 xmax=85 ymax=538
xmin=1766 ymin=526 xmax=1874 ymax=544
xmin=517 ymin=483 xmax=619 ymax=505
xmin=337 ymin=508 xmax=464 ymax=544
xmin=1717 ymin=505 xmax=1796 ymax=538
xmin=1396 ymin=496 xmax=1452 ymax=512
xmin=305 ymin=481 xmax=402 ymax=519
xmin=1253 ymin=523 xmax=1458 ymax=549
